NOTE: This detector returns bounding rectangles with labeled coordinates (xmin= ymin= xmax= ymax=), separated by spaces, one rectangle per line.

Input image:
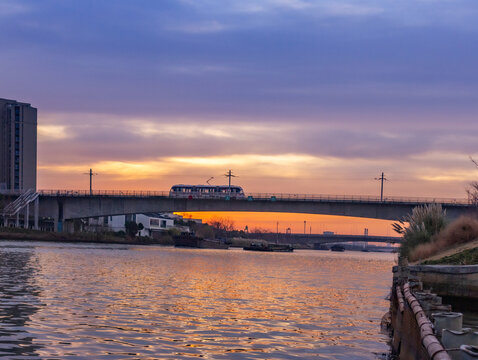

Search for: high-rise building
xmin=0 ymin=98 xmax=37 ymax=192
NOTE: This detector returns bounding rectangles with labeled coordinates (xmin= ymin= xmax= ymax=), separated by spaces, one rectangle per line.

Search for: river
xmin=0 ymin=241 xmax=395 ymax=359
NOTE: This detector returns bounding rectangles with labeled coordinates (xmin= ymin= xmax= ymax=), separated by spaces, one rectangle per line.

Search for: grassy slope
xmin=417 ymin=239 xmax=478 ymax=265
xmin=421 ymin=247 xmax=478 ymax=265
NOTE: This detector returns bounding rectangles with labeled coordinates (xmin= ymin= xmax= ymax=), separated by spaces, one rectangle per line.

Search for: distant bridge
xmin=30 ymin=190 xmax=474 ymax=232
xmin=249 ymin=232 xmax=402 ymax=245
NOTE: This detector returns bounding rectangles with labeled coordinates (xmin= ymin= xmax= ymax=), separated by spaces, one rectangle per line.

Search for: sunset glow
xmin=177 ymin=212 xmax=397 ymax=237
xmin=2 ymin=0 xmax=478 ymax=235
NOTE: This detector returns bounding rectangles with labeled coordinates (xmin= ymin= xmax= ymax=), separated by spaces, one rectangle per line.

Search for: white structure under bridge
xmin=86 ymin=213 xmax=174 ymax=237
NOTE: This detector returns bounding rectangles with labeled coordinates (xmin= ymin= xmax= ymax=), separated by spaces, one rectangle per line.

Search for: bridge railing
xmin=246 ymin=193 xmax=471 ymax=205
xmin=38 ymin=190 xmax=171 ymax=197
xmin=37 ymin=189 xmax=472 ymax=206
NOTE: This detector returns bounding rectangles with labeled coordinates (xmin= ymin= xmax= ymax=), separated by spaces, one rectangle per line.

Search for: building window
xmin=161 ymin=220 xmax=167 ymax=228
xmin=150 ymin=219 xmax=160 ymax=227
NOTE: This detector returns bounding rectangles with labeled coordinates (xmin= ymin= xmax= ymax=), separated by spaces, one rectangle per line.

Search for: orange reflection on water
xmin=3 ymin=243 xmax=394 ymax=359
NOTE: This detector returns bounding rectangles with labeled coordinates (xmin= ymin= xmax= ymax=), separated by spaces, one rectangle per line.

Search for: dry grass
xmin=410 ymin=216 xmax=478 ymax=262
xmin=394 ymin=203 xmax=447 ymax=258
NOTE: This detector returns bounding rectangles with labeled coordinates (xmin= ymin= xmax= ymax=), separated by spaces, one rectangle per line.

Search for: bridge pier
xmin=34 ymin=197 xmax=39 ymax=230
xmin=56 ymin=200 xmax=64 ymax=232
xmin=39 ymin=198 xmax=64 ymax=232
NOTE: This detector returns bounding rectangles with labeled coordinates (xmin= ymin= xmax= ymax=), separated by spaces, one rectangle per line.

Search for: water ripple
xmin=0 ymin=241 xmax=394 ymax=359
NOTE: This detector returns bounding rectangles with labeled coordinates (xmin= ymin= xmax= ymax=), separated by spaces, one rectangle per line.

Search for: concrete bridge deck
xmin=28 ymin=190 xmax=474 ymax=232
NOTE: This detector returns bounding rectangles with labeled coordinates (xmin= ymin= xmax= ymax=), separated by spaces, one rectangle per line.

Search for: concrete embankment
xmin=407 ymin=265 xmax=478 ymax=300
xmin=390 ymin=261 xmax=478 ymax=359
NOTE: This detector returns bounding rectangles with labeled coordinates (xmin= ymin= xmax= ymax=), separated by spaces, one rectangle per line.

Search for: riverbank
xmin=418 ymin=239 xmax=478 ymax=265
xmin=0 ymin=227 xmax=157 ymax=245
xmin=389 ymin=253 xmax=478 ymax=359
xmin=0 ymin=228 xmax=288 ymax=249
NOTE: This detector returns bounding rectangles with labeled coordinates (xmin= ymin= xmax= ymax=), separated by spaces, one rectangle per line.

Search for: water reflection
xmin=0 ymin=242 xmax=394 ymax=359
xmin=0 ymin=247 xmax=42 ymax=358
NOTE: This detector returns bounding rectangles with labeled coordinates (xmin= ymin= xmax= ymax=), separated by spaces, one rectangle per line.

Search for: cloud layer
xmin=0 ymin=0 xmax=477 ymax=197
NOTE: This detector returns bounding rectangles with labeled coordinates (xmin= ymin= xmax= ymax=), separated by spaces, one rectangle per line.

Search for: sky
xmin=1 ymin=0 xmax=478 ymax=234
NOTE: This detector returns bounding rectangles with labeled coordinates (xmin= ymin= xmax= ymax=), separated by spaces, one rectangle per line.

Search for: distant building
xmin=0 ymin=98 xmax=37 ymax=192
xmin=122 ymin=213 xmax=175 ymax=237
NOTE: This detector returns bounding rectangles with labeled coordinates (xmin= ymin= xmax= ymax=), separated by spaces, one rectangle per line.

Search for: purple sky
xmin=1 ymin=0 xmax=478 ymax=197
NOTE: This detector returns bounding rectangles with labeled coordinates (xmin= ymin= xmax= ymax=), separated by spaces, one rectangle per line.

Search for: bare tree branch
xmin=470 ymin=156 xmax=478 ymax=168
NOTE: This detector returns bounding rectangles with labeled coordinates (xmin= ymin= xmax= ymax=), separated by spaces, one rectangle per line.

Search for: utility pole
xmin=375 ymin=172 xmax=388 ymax=202
xmin=276 ymin=221 xmax=279 ymax=244
xmin=84 ymin=168 xmax=98 ymax=195
xmin=224 ymin=170 xmax=237 ymax=192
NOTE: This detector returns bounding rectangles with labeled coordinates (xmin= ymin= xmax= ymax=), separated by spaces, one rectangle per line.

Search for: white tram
xmin=169 ymin=185 xmax=245 ymax=199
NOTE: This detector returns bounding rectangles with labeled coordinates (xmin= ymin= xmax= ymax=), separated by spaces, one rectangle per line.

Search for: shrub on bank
xmin=410 ymin=216 xmax=478 ymax=262
xmin=393 ymin=204 xmax=447 ymax=259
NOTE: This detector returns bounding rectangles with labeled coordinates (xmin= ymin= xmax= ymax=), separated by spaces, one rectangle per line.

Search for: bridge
xmin=26 ymin=190 xmax=473 ymax=232
xmin=242 ymin=232 xmax=402 ymax=245
xmin=1 ymin=189 xmax=473 ymax=232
